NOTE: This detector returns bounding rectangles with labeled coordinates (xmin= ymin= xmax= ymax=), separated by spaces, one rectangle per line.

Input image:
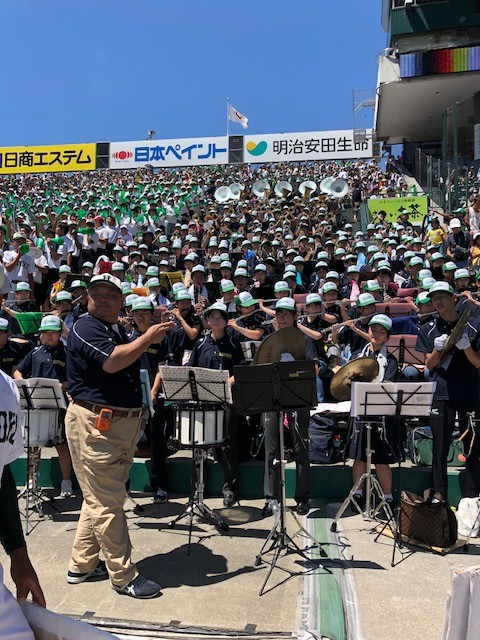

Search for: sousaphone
xmin=214 ymin=186 xmax=233 ymax=203
xmin=299 ymin=180 xmax=317 ymax=200
xmin=320 ymin=177 xmax=335 ymax=195
xmin=274 ymin=181 xmax=293 ymax=199
xmin=253 ymin=179 xmax=271 ymax=199
xmin=229 ymin=183 xmax=243 ymax=200
xmin=329 ymin=179 xmax=349 ymax=199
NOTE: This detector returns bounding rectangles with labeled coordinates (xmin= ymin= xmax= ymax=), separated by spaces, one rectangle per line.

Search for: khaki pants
xmin=65 ymin=402 xmax=141 ymax=586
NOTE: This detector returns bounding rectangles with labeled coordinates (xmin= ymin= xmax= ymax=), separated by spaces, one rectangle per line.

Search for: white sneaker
xmin=60 ymin=480 xmax=73 ymax=497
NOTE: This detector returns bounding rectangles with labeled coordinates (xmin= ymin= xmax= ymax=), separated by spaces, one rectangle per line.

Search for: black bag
xmin=400 ymin=489 xmax=458 ymax=548
xmin=308 ymin=414 xmax=341 ymax=464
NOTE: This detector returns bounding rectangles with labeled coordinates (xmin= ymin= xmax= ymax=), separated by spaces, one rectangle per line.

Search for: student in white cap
xmin=188 ymin=265 xmax=216 ymax=311
xmin=188 ymin=303 xmax=245 ymax=507
xmin=49 ymin=264 xmax=72 ymax=305
xmin=167 ymin=289 xmax=202 ymax=365
xmin=445 ymin=218 xmax=471 ymax=268
xmin=347 ymin=314 xmax=400 ymax=511
xmin=228 ymin=291 xmax=266 ymax=342
xmin=416 ymin=281 xmax=480 ymax=502
xmin=219 ymin=279 xmax=237 ymax=316
xmin=261 ymin=297 xmax=319 ymax=518
xmin=129 ymin=297 xmax=170 ymax=504
xmin=13 ymin=315 xmax=74 ymax=498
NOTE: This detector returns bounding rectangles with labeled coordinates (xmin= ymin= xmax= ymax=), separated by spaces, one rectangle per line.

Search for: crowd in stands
xmin=1 ymin=158 xmax=480 ymax=502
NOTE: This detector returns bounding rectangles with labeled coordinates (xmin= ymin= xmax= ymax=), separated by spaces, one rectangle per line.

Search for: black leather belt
xmin=73 ymin=399 xmax=145 ymax=418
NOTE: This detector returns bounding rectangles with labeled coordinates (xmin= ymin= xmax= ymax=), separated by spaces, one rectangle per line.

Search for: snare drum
xmin=21 ymin=409 xmax=59 ymax=447
xmin=176 ymin=407 xmax=226 ymax=447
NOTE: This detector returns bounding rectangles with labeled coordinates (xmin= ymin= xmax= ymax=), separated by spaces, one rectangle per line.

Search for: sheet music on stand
xmin=159 ymin=366 xmax=232 ymax=405
xmin=351 ymin=382 xmax=437 ymax=418
xmin=15 ymin=378 xmax=67 ymax=410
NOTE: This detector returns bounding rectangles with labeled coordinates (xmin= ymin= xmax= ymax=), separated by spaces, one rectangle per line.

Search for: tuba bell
xmin=253 ymin=179 xmax=271 ymax=199
xmin=329 ymin=179 xmax=349 ymax=198
xmin=229 ymin=183 xmax=243 ymax=200
xmin=214 ymin=186 xmax=233 ymax=203
xmin=299 ymin=180 xmax=317 ymax=200
xmin=320 ymin=177 xmax=335 ymax=195
xmin=274 ymin=181 xmax=293 ymax=199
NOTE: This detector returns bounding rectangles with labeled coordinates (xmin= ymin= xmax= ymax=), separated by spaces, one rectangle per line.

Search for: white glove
xmin=434 ymin=334 xmax=448 ymax=351
xmin=455 ymin=333 xmax=471 ymax=351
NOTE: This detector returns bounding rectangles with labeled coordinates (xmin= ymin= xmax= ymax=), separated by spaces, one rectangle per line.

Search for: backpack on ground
xmin=308 ymin=414 xmax=342 ymax=464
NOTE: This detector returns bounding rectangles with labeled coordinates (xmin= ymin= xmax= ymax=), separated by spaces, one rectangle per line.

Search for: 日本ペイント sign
xmin=109 ymin=137 xmax=229 ymax=170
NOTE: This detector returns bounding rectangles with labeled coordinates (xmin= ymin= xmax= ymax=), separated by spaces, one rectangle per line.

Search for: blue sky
xmin=0 ymin=1 xmax=386 ymax=146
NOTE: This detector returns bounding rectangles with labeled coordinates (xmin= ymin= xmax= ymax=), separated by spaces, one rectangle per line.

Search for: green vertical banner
xmin=367 ymin=196 xmax=428 ymax=224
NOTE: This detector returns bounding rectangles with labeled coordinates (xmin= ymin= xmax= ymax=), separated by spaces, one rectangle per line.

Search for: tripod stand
xmin=15 ymin=378 xmax=66 ymax=534
xmin=331 ymin=417 xmax=393 ymax=530
xmin=160 ymin=366 xmax=231 ymax=554
xmin=234 ymin=359 xmax=326 ymax=595
xmin=330 ymin=381 xmax=435 ymax=567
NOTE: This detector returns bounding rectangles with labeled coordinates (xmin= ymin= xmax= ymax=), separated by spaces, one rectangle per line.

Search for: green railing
xmin=358 ymin=201 xmax=371 ymax=232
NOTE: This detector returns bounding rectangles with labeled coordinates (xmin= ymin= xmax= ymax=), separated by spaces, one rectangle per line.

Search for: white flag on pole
xmin=227 ymin=104 xmax=248 ymax=129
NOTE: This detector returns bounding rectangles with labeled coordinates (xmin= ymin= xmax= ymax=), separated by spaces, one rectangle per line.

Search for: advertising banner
xmin=367 ymin=195 xmax=428 ymax=224
xmin=109 ymin=136 xmax=229 ymax=170
xmin=0 ymin=143 xmax=96 ymax=174
xmin=243 ymin=129 xmax=373 ymax=163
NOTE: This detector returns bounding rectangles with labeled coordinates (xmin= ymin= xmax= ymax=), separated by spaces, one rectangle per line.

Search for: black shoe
xmin=352 ymin=493 xmax=365 ymax=512
xmin=112 ymin=575 xmax=161 ymax=599
xmin=153 ymin=487 xmax=168 ymax=504
xmin=223 ymin=490 xmax=237 ymax=508
xmin=67 ymin=560 xmax=108 ymax=584
xmin=296 ymin=500 xmax=309 ymax=516
xmin=261 ymin=501 xmax=273 ymax=518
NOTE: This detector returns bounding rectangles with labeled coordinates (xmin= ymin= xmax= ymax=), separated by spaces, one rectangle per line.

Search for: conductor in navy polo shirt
xmin=65 ymin=273 xmax=174 ymax=600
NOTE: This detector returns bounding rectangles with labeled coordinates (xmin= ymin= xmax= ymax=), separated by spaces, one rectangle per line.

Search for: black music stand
xmin=234 ymin=360 xmax=326 ymax=595
xmin=15 ymin=379 xmax=66 ymax=534
xmin=159 ymin=366 xmax=231 ymax=554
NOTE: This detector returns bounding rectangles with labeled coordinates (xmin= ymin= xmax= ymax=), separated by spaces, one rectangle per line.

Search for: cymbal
xmin=438 ymin=307 xmax=471 ymax=366
xmin=253 ymin=327 xmax=305 ymax=364
xmin=330 ymin=357 xmax=379 ymax=401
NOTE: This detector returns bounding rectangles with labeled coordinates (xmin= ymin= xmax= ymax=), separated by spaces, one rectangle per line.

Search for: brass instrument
xmin=330 ymin=358 xmax=380 ymax=401
xmin=253 ymin=327 xmax=305 ymax=364
xmin=437 ymin=307 xmax=471 ymax=367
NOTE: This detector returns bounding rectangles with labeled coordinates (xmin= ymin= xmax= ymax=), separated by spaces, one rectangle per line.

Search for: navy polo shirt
xmin=167 ymin=309 xmax=201 ymax=365
xmin=416 ymin=315 xmax=480 ymax=407
xmin=131 ymin=328 xmax=168 ymax=385
xmin=228 ymin=310 xmax=266 ymax=343
xmin=188 ymin=332 xmax=245 ymax=375
xmin=0 ymin=340 xmax=32 ymax=376
xmin=337 ymin=319 xmax=369 ymax=353
xmin=17 ymin=343 xmax=68 ymax=383
xmin=67 ymin=314 xmax=142 ymax=407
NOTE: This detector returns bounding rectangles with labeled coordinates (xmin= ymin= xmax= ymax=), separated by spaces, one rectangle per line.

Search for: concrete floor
xmin=328 ymin=501 xmax=480 ymax=640
xmin=1 ymin=492 xmax=315 ymax=637
xmin=4 ymin=488 xmax=480 ymax=639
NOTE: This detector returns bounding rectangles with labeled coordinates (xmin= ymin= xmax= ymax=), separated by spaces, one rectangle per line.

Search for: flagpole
xmin=226 ymin=97 xmax=230 ymax=139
